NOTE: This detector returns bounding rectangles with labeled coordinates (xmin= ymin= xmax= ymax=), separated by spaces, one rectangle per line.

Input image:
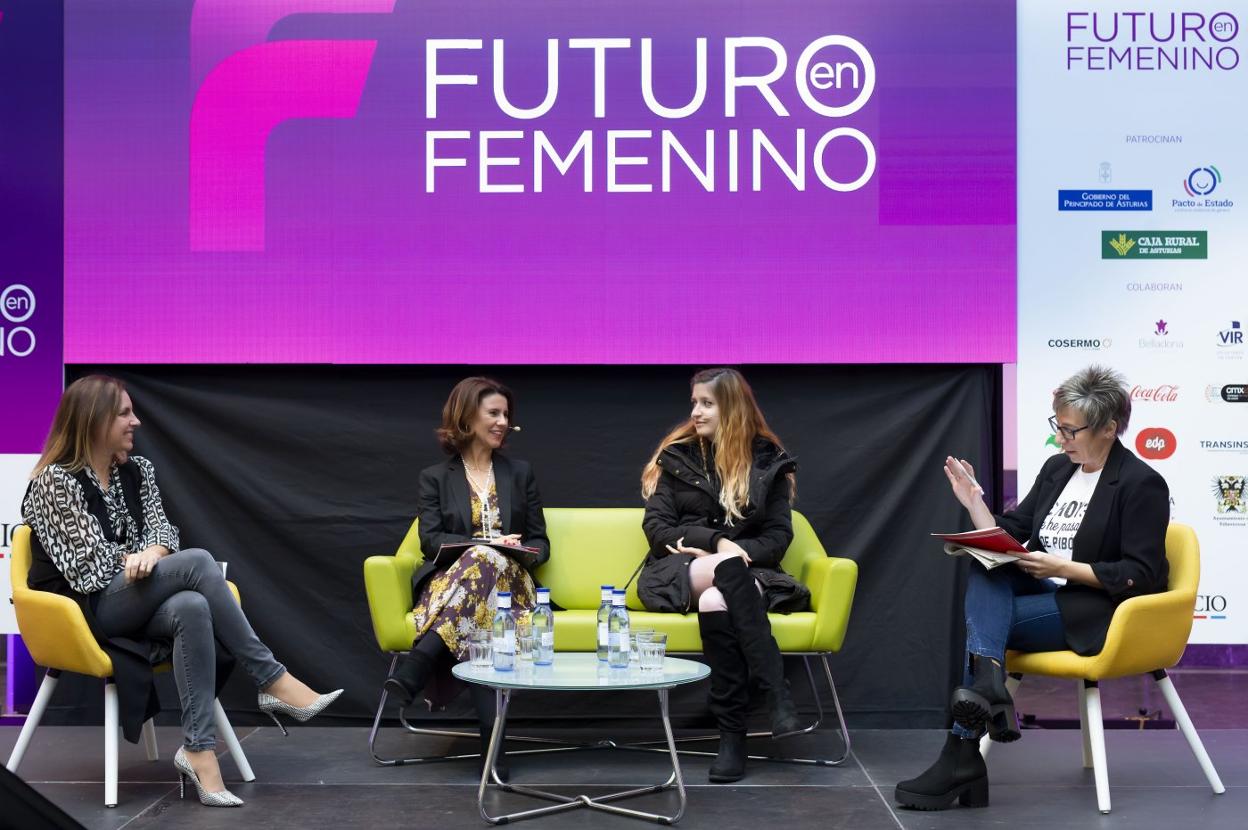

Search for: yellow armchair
xmin=983 ymin=524 xmax=1225 ymax=814
xmin=5 ymin=525 xmax=255 ymax=808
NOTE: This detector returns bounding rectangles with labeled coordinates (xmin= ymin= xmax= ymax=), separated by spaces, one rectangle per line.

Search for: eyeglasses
xmin=1048 ymin=415 xmax=1091 ymax=441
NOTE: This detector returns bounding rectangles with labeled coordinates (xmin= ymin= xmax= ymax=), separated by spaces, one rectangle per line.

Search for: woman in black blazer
xmin=896 ymin=365 xmax=1170 ymax=810
xmin=639 ymin=368 xmax=809 ymax=784
xmin=384 ymin=377 xmax=549 ymax=772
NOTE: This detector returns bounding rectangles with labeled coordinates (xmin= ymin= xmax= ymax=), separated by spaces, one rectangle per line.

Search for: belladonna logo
xmin=188 ymin=1 xmax=396 ymax=252
xmin=1185 ymin=166 xmax=1221 ymax=197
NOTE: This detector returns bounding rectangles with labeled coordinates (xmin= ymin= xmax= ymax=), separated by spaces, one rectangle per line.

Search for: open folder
xmin=433 ymin=539 xmax=543 ymax=571
xmin=931 ymin=527 xmax=1029 ymax=570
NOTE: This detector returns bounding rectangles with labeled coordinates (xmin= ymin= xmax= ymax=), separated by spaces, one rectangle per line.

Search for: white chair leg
xmin=1154 ymin=671 xmax=1225 ymax=794
xmin=104 ymin=682 xmax=119 ymax=808
xmin=214 ymin=699 xmax=256 ymax=782
xmin=1077 ymin=682 xmax=1093 ymax=768
xmin=141 ymin=718 xmax=159 ymax=761
xmin=1084 ymin=683 xmax=1111 ymax=813
xmin=5 ymin=671 xmax=59 ymax=773
xmin=978 ymin=673 xmax=1022 ymax=759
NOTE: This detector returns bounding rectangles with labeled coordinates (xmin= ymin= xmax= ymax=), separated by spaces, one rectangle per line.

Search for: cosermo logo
xmin=1135 ymin=427 xmax=1177 ymax=460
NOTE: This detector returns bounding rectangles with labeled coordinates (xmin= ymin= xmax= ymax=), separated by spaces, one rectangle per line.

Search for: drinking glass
xmin=639 ymin=631 xmax=668 ymax=671
xmin=468 ymin=627 xmax=492 ymax=667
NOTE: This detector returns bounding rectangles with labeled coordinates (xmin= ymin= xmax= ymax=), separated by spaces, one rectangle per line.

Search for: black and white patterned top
xmin=20 ymin=456 xmax=180 ymax=594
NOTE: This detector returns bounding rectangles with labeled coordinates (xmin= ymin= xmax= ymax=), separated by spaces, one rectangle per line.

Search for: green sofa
xmin=364 ymin=508 xmax=858 ymax=764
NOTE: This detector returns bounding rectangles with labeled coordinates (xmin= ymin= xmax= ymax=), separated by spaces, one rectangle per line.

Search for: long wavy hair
xmin=32 ymin=375 xmax=128 ymax=477
xmin=641 ymin=368 xmax=794 ymax=523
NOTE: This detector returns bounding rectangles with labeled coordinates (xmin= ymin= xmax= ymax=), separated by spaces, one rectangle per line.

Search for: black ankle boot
xmin=951 ymin=654 xmax=1019 ymax=742
xmin=894 ymin=734 xmax=989 ymax=810
xmin=712 ymin=557 xmax=803 ymax=739
xmin=384 ymin=634 xmax=451 ymax=707
xmin=709 ymin=732 xmax=747 ymax=783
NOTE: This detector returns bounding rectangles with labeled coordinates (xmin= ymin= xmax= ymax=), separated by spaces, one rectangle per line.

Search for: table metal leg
xmin=476 ymin=687 xmax=688 ymax=825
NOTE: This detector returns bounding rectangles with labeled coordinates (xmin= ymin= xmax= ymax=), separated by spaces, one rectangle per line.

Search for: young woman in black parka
xmin=638 ymin=368 xmax=810 ymax=783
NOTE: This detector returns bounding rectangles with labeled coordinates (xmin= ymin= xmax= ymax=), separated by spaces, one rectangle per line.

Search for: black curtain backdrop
xmin=51 ymin=365 xmax=1001 ymax=731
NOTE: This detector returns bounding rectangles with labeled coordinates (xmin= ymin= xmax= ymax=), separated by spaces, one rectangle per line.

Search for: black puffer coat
xmin=638 ymin=438 xmax=808 ymax=613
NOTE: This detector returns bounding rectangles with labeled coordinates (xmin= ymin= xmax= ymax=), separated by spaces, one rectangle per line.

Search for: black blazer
xmin=411 ymin=453 xmax=550 ymax=600
xmin=998 ymin=438 xmax=1169 ymax=656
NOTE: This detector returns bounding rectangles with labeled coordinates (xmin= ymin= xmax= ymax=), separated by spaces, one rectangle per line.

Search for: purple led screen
xmin=65 ymin=0 xmax=1015 ymax=364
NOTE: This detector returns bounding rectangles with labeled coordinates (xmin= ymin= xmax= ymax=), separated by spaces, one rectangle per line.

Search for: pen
xmin=951 ymin=457 xmax=984 ymax=496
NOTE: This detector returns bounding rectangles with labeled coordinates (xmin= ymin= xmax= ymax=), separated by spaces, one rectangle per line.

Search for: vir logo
xmin=1219 ymin=321 xmax=1243 ymax=347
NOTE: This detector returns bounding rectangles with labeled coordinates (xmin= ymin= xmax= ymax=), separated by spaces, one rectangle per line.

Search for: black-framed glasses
xmin=1048 ymin=415 xmax=1091 ymax=441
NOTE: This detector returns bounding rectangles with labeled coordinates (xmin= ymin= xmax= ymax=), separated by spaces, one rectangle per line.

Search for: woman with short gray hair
xmin=896 ymin=365 xmax=1170 ymax=811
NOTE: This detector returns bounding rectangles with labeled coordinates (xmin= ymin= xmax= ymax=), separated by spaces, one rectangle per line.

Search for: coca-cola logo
xmin=1131 ymin=384 xmax=1180 ymax=402
xmin=1136 ymin=428 xmax=1177 ymax=460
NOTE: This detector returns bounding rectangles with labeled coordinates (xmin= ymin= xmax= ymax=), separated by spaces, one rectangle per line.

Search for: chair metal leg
xmin=1153 ymin=670 xmax=1225 ymax=794
xmin=5 ymin=670 xmax=59 ymax=773
xmin=214 ymin=699 xmax=256 ymax=782
xmin=141 ymin=718 xmax=159 ymax=761
xmin=1077 ymin=682 xmax=1093 ymax=768
xmin=1083 ymin=681 xmax=1111 ymax=814
xmin=104 ymin=681 xmax=119 ymax=808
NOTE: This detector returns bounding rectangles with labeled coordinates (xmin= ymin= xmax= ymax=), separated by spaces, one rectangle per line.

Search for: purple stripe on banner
xmin=1178 ymin=645 xmax=1248 ymax=669
xmin=0 ymin=0 xmax=64 ymax=452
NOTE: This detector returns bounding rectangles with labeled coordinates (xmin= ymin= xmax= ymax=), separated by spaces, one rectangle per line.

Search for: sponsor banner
xmin=1058 ymin=189 xmax=1152 ymax=210
xmin=1101 ymin=230 xmax=1208 ymax=259
xmin=0 ymin=456 xmax=38 ymax=634
xmin=1019 ymin=0 xmax=1248 ymax=643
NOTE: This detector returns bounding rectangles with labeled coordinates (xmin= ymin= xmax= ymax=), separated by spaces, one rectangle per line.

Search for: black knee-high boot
xmin=468 ymin=683 xmax=510 ymax=782
xmin=700 ymin=611 xmax=750 ymax=783
xmin=712 ymin=556 xmax=802 ymax=739
xmin=384 ymin=633 xmax=451 ymax=707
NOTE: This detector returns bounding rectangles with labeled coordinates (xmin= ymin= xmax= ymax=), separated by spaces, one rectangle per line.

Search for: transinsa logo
xmin=1066 ymin=11 xmax=1240 ymax=71
xmin=1135 ymin=427 xmax=1177 ymax=460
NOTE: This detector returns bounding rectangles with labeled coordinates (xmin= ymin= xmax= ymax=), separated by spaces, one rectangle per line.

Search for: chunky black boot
xmin=384 ymin=633 xmax=451 ymax=707
xmin=709 ymin=732 xmax=747 ymax=784
xmin=700 ymin=611 xmax=750 ymax=782
xmin=894 ymin=734 xmax=989 ymax=810
xmin=712 ymin=557 xmax=803 ymax=739
xmin=951 ymin=654 xmax=1020 ymax=743
xmin=469 ymin=683 xmax=510 ymax=783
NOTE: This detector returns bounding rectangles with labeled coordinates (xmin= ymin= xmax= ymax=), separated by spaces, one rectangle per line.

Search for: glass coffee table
xmin=453 ymin=653 xmax=709 ymax=825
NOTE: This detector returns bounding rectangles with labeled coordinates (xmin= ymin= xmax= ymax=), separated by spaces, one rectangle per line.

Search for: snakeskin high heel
xmin=257 ymin=688 xmax=344 ymax=736
xmin=174 ymin=746 xmax=243 ymax=807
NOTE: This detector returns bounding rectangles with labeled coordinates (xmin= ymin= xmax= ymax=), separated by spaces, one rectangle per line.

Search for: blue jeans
xmin=94 ymin=548 xmax=286 ymax=750
xmin=951 ymin=564 xmax=1067 ymax=738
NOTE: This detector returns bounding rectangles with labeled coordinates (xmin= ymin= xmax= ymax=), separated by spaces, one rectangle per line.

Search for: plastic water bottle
xmin=597 ymin=585 xmax=614 ymax=661
xmin=492 ymin=592 xmax=516 ymax=672
xmin=532 ymin=588 xmax=554 ymax=666
xmin=607 ymin=589 xmax=631 ymax=668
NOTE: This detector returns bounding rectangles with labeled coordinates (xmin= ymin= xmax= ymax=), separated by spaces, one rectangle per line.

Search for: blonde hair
xmin=641 ymin=368 xmax=794 ymax=523
xmin=32 ymin=375 xmax=127 ymax=477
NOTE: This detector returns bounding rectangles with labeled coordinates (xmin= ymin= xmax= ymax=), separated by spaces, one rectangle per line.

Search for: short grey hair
xmin=1052 ymin=365 xmax=1131 ymax=436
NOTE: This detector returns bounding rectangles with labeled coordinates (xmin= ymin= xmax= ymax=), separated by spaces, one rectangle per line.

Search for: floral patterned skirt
xmin=411 ymin=545 xmax=536 ymax=660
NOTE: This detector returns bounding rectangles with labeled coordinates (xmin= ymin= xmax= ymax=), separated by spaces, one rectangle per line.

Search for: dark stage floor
xmin=2 ymin=722 xmax=1241 ymax=830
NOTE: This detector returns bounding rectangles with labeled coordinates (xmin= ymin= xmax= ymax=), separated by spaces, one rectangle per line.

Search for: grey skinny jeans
xmin=94 ymin=548 xmax=286 ymax=751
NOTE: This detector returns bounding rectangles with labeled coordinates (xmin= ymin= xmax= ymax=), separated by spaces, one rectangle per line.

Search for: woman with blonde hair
xmin=638 ymin=368 xmax=808 ymax=783
xmin=21 ymin=375 xmax=340 ymax=807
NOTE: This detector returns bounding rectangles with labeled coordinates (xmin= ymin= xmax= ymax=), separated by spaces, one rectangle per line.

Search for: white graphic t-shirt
xmin=1037 ymin=467 xmax=1102 ymax=585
